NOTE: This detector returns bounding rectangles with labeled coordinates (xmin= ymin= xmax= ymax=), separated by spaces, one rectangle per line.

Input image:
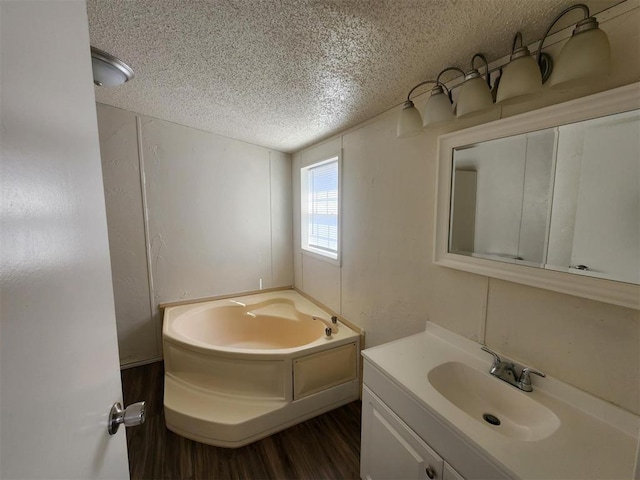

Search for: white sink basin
xmin=427 ymin=361 xmax=560 ymax=441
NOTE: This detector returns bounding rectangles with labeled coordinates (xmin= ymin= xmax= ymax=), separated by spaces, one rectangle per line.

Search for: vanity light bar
xmin=397 ymin=3 xmax=612 ymax=137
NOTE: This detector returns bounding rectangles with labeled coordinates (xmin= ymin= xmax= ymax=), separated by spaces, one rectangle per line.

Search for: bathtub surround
xmin=160 ymin=286 xmax=366 ymax=349
xmin=158 ymin=286 xmax=290 ymax=309
xmin=97 ymin=105 xmax=293 ymax=366
xmin=293 ymin=2 xmax=640 ymax=416
xmin=162 ymin=290 xmax=360 ymax=447
xmin=294 ymin=287 xmax=365 ymax=345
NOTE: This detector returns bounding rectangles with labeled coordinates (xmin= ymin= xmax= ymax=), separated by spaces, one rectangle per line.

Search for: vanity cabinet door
xmin=362 ymin=387 xmax=444 ymax=480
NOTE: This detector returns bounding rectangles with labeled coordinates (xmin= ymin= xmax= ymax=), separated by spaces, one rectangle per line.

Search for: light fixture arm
xmin=406 ymin=79 xmax=438 ymax=102
xmin=435 ymin=66 xmax=466 ymax=85
xmin=405 ymin=65 xmax=467 ymax=102
xmin=435 ymin=66 xmax=464 ymax=101
xmin=509 ymin=32 xmax=539 ymax=63
xmin=471 ymin=53 xmax=491 ymax=87
xmin=535 ymin=4 xmax=593 ymax=83
xmin=509 ymin=32 xmax=538 ymax=62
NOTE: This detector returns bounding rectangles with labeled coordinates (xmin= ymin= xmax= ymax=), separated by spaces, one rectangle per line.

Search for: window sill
xmin=301 ymin=247 xmax=341 ymax=267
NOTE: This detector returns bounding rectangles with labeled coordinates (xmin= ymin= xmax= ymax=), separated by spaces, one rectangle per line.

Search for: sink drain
xmin=483 ymin=413 xmax=501 ymax=426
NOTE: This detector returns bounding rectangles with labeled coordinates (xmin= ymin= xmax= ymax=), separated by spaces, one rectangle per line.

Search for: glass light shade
xmin=397 ymin=101 xmax=424 ymax=138
xmin=456 ymin=76 xmax=493 ymax=118
xmin=90 ymin=47 xmax=134 ymax=87
xmin=91 ymin=58 xmax=130 ymax=86
xmin=496 ymin=55 xmax=542 ymax=105
xmin=549 ymin=27 xmax=611 ymax=89
xmin=423 ymin=90 xmax=454 ymax=127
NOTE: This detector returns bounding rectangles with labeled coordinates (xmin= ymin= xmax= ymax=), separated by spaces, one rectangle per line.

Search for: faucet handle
xmin=518 ymin=367 xmax=546 ymax=392
xmin=519 ymin=367 xmax=546 ymax=382
xmin=481 ymin=346 xmax=502 ymax=367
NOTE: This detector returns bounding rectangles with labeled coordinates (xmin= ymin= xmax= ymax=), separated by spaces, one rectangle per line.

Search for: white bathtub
xmin=162 ymin=289 xmax=361 ymax=448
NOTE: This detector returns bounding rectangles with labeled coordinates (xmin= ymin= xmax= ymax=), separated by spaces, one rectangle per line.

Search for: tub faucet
xmin=312 ymin=316 xmax=339 ymax=337
xmin=481 ymin=346 xmax=546 ymax=392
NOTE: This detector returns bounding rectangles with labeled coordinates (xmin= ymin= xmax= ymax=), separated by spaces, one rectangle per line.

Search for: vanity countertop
xmin=362 ymin=322 xmax=640 ymax=479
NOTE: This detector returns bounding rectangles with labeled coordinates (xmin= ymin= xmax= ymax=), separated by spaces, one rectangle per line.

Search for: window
xmin=301 ymin=155 xmax=340 ymax=262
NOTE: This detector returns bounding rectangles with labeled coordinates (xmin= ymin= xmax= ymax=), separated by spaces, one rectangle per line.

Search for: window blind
xmin=307 ymin=159 xmax=338 ymax=253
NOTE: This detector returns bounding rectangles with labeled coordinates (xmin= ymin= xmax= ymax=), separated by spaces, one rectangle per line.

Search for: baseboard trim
xmin=121 ymin=356 xmax=163 ymax=370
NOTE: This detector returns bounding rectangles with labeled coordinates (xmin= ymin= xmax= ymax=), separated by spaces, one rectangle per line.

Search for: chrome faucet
xmin=481 ymin=346 xmax=546 ymax=392
xmin=312 ymin=315 xmax=339 ymax=337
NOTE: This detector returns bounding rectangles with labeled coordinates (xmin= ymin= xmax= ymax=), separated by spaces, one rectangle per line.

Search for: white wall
xmin=97 ymin=105 xmax=293 ymax=366
xmin=292 ymin=4 xmax=640 ymax=415
xmin=98 ymin=105 xmax=156 ymax=364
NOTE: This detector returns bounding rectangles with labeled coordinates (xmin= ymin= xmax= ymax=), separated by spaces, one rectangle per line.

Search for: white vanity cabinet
xmin=362 ymin=386 xmax=459 ymax=480
xmin=361 ymin=357 xmax=511 ymax=480
xmin=360 ymin=326 xmax=640 ymax=479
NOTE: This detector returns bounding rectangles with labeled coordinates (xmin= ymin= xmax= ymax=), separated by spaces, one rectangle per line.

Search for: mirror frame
xmin=435 ymin=83 xmax=640 ymax=310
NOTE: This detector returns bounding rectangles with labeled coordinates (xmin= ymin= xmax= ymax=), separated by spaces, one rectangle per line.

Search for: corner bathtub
xmin=162 ymin=289 xmax=361 ymax=447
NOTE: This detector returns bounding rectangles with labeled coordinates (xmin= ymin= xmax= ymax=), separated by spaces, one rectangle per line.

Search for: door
xmin=1 ymin=1 xmax=130 ymax=478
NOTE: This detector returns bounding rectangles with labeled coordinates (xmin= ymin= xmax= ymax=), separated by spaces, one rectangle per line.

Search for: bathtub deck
xmin=122 ymin=361 xmax=362 ymax=479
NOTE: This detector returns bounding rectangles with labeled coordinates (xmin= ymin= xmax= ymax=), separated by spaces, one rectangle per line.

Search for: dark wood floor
xmin=121 ymin=362 xmax=362 ymax=480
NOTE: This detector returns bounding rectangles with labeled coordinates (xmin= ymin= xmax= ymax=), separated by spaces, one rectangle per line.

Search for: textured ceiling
xmin=87 ymin=0 xmax=620 ymax=153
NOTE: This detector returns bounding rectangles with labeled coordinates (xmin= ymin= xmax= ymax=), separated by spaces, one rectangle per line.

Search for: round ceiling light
xmin=90 ymin=46 xmax=134 ymax=87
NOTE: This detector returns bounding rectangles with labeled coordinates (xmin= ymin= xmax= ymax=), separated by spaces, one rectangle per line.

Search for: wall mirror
xmin=435 ymin=83 xmax=640 ymax=309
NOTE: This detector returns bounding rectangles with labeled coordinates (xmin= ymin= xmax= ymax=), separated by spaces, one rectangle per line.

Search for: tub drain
xmin=483 ymin=413 xmax=501 ymax=426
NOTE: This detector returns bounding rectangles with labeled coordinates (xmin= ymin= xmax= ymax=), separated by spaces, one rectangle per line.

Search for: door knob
xmin=108 ymin=401 xmax=146 ymax=435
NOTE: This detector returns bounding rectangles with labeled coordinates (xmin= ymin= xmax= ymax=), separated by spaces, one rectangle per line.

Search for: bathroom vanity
xmin=360 ymin=323 xmax=639 ymax=479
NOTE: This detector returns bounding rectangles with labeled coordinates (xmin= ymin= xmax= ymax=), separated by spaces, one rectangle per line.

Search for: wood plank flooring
xmin=121 ymin=362 xmax=362 ymax=480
